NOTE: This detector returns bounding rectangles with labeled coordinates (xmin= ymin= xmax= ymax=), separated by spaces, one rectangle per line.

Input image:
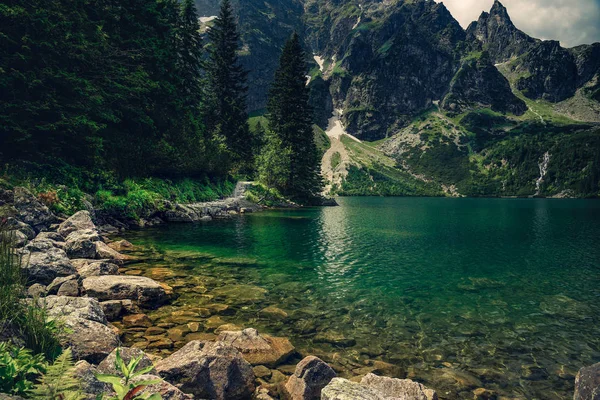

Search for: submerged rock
xmin=211 ymin=284 xmax=267 ymax=303
xmin=82 ymin=275 xmax=168 ymax=307
xmin=574 ymin=362 xmax=600 ymax=400
xmin=217 ymin=328 xmax=295 ymax=367
xmin=155 ymin=340 xmax=255 ymax=399
xmin=314 ymin=331 xmax=356 ymax=347
xmin=285 ymin=356 xmax=336 ymax=400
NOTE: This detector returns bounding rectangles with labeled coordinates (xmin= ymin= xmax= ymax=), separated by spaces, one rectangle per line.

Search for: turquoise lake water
xmin=122 ymin=197 xmax=600 ymax=399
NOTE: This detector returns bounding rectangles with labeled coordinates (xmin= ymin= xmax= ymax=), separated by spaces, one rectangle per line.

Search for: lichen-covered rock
xmin=284 ymin=356 xmax=336 ymax=400
xmin=217 ymin=328 xmax=295 ymax=367
xmin=321 ymin=378 xmax=384 ymax=400
xmin=72 ymin=259 xmax=119 ymax=278
xmin=58 ymin=210 xmax=96 ymax=237
xmin=46 ymin=275 xmax=78 ymax=295
xmin=61 ymin=317 xmax=119 ymax=363
xmin=82 ymin=275 xmax=167 ymax=306
xmin=132 ymin=374 xmax=193 ymax=400
xmin=21 ymin=244 xmax=76 ymax=285
xmin=97 ymin=347 xmax=155 ymax=375
xmin=65 ymin=229 xmax=102 ymax=259
xmin=155 ymin=340 xmax=255 ymax=399
xmin=13 ymin=187 xmax=55 ymax=232
xmin=35 ymin=231 xmax=65 ymax=242
xmin=42 ymin=295 xmax=107 ymax=324
xmin=574 ymin=362 xmax=600 ymax=400
xmin=4 ymin=217 xmax=36 ymax=240
xmin=360 ymin=373 xmax=438 ymax=400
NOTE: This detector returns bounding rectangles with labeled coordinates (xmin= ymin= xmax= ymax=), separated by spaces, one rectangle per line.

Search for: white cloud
xmin=436 ymin=0 xmax=600 ymax=47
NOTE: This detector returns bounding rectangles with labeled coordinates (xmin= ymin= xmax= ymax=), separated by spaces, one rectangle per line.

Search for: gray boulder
xmin=321 ymin=378 xmax=384 ymax=400
xmin=97 ymin=347 xmax=155 ymax=375
xmin=94 ymin=241 xmax=126 ymax=260
xmin=284 ymin=356 xmax=336 ymax=400
xmin=61 ymin=317 xmax=119 ymax=363
xmin=4 ymin=217 xmax=36 ymax=239
xmin=574 ymin=362 xmax=600 ymax=400
xmin=100 ymin=300 xmax=135 ymax=321
xmin=360 ymin=373 xmax=438 ymax=400
xmin=42 ymin=295 xmax=107 ymax=324
xmin=21 ymin=245 xmax=76 ymax=285
xmin=36 ymin=231 xmax=65 ymax=242
xmin=46 ymin=275 xmax=79 ymax=295
xmin=72 ymin=259 xmax=119 ymax=278
xmin=82 ymin=275 xmax=167 ymax=307
xmin=13 ymin=187 xmax=55 ymax=232
xmin=65 ymin=229 xmax=101 ymax=259
xmin=132 ymin=375 xmax=193 ymax=400
xmin=155 ymin=340 xmax=255 ymax=399
xmin=58 ymin=210 xmax=96 ymax=237
xmin=27 ymin=283 xmax=47 ymax=298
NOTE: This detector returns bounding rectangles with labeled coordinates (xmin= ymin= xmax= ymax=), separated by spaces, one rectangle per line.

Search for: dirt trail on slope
xmin=321 ymin=110 xmax=356 ymax=194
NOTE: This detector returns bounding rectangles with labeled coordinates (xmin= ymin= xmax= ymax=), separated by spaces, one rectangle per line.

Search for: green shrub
xmin=0 ymin=342 xmax=47 ymax=396
xmin=31 ymin=348 xmax=85 ymax=400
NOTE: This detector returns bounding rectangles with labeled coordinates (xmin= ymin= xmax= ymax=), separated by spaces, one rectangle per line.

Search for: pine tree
xmin=267 ymin=33 xmax=323 ymax=201
xmin=178 ymin=0 xmax=203 ymax=106
xmin=205 ymin=0 xmax=252 ymax=170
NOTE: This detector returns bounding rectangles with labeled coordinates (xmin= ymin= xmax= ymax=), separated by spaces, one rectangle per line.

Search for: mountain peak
xmin=489 ymin=0 xmax=512 ymax=23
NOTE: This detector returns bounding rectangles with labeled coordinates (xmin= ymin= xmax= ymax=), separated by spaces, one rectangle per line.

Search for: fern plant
xmin=95 ymin=349 xmax=162 ymax=400
xmin=31 ymin=348 xmax=85 ymax=400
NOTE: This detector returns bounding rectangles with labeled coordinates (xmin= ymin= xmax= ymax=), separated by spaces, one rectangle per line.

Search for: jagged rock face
xmin=514 ymin=41 xmax=578 ymax=102
xmin=441 ymin=53 xmax=526 ymax=115
xmin=314 ymin=0 xmax=466 ymax=140
xmin=466 ymin=0 xmax=537 ymax=64
xmin=570 ymin=43 xmax=600 ymax=87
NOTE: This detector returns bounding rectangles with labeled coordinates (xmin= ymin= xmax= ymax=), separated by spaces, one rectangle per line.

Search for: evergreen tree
xmin=267 ymin=33 xmax=323 ymax=201
xmin=178 ymin=0 xmax=204 ymax=106
xmin=205 ymin=0 xmax=252 ymax=170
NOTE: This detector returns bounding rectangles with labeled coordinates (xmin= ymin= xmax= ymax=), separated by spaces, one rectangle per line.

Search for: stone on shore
xmin=360 ymin=373 xmax=438 ymax=400
xmin=58 ymin=210 xmax=96 ymax=237
xmin=285 ymin=356 xmax=336 ymax=400
xmin=72 ymin=259 xmax=119 ymax=278
xmin=95 ymin=241 xmax=127 ymax=260
xmin=132 ymin=374 xmax=193 ymax=400
xmin=155 ymin=340 xmax=255 ymax=400
xmin=61 ymin=317 xmax=119 ymax=363
xmin=321 ymin=378 xmax=384 ymax=400
xmin=574 ymin=362 xmax=600 ymax=400
xmin=97 ymin=347 xmax=155 ymax=375
xmin=82 ymin=275 xmax=168 ymax=306
xmin=100 ymin=299 xmax=135 ymax=321
xmin=13 ymin=187 xmax=55 ymax=232
xmin=22 ymin=245 xmax=76 ymax=285
xmin=65 ymin=229 xmax=102 ymax=259
xmin=46 ymin=275 xmax=79 ymax=295
xmin=73 ymin=361 xmax=109 ymax=399
xmin=217 ymin=328 xmax=295 ymax=367
xmin=42 ymin=295 xmax=107 ymax=324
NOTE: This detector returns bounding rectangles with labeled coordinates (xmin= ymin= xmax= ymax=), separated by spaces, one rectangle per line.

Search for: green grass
xmin=331 ymin=152 xmax=342 ymax=169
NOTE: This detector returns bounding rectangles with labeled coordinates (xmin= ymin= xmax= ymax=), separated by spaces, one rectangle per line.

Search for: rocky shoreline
xmin=1 ymin=186 xmax=599 ymax=400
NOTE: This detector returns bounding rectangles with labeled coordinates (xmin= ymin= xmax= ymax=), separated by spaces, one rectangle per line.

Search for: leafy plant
xmin=0 ymin=228 xmax=25 ymax=330
xmin=31 ymin=348 xmax=85 ymax=400
xmin=0 ymin=342 xmax=47 ymax=396
xmin=95 ymin=349 xmax=161 ymax=400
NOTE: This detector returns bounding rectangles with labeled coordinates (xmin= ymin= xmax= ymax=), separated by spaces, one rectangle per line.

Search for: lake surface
xmin=120 ymin=197 xmax=600 ymax=399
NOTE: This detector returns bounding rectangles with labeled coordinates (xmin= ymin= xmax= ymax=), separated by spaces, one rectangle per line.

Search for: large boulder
xmin=4 ymin=217 xmax=36 ymax=240
xmin=155 ymin=340 xmax=255 ymax=400
xmin=285 ymin=356 xmax=336 ymax=400
xmin=574 ymin=362 xmax=600 ymax=400
xmin=321 ymin=378 xmax=384 ymax=400
xmin=132 ymin=375 xmax=193 ymax=400
xmin=360 ymin=373 xmax=438 ymax=400
xmin=65 ymin=229 xmax=102 ymax=259
xmin=217 ymin=328 xmax=295 ymax=367
xmin=42 ymin=295 xmax=107 ymax=324
xmin=61 ymin=317 xmax=120 ymax=363
xmin=71 ymin=259 xmax=119 ymax=278
xmin=21 ymin=244 xmax=76 ymax=285
xmin=95 ymin=241 xmax=127 ymax=261
xmin=97 ymin=347 xmax=155 ymax=375
xmin=58 ymin=211 xmax=96 ymax=237
xmin=82 ymin=275 xmax=167 ymax=307
xmin=100 ymin=300 xmax=136 ymax=321
xmin=13 ymin=187 xmax=55 ymax=232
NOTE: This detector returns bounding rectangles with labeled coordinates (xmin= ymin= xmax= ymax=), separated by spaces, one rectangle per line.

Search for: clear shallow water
xmin=121 ymin=198 xmax=600 ymax=399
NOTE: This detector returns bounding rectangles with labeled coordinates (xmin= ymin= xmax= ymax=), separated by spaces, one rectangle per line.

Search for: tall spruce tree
xmin=178 ymin=0 xmax=203 ymax=106
xmin=205 ymin=0 xmax=252 ymax=170
xmin=267 ymin=33 xmax=323 ymax=201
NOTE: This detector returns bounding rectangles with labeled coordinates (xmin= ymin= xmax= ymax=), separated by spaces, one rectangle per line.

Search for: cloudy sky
xmin=436 ymin=0 xmax=600 ymax=47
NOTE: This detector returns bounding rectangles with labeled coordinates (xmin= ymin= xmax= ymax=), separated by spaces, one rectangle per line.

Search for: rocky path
xmin=320 ymin=110 xmax=355 ymax=195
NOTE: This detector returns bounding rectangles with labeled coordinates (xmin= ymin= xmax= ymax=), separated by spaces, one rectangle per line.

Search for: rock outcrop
xmin=61 ymin=317 xmax=120 ymax=363
xmin=13 ymin=187 xmax=55 ymax=232
xmin=285 ymin=356 xmax=336 ymax=400
xmin=574 ymin=362 xmax=600 ymax=400
xmin=155 ymin=340 xmax=256 ymax=399
xmin=217 ymin=328 xmax=295 ymax=367
xmin=82 ymin=275 xmax=168 ymax=306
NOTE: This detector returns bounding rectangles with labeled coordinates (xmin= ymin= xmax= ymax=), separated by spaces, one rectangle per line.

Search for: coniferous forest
xmin=0 ymin=0 xmax=321 ymax=202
